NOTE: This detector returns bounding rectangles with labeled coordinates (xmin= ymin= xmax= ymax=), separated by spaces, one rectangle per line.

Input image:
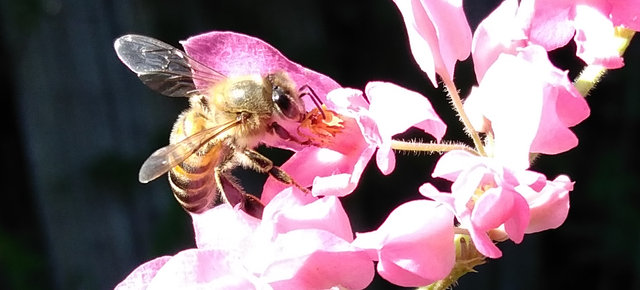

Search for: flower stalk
xmin=390 ymin=140 xmax=478 ymax=156
xmin=441 ymin=76 xmax=487 ymax=156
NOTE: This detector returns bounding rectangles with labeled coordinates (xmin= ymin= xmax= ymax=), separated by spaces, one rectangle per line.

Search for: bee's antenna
xmin=298 ymin=85 xmax=326 ymax=120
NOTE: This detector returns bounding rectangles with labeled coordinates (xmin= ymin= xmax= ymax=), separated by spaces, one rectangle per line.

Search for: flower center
xmin=467 ymin=183 xmax=495 ymax=210
xmin=297 ymin=105 xmax=345 ymax=146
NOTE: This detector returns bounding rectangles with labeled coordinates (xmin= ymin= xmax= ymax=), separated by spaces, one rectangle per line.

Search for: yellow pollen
xmin=298 ymin=105 xmax=345 ymax=146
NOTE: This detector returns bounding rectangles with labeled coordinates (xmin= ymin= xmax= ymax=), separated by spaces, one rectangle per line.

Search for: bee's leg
xmin=214 ymin=167 xmax=265 ymax=219
xmin=239 ymin=149 xmax=309 ymax=193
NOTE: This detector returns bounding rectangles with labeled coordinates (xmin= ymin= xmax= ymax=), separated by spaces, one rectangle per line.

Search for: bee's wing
xmin=138 ymin=118 xmax=242 ymax=183
xmin=114 ymin=34 xmax=227 ymax=97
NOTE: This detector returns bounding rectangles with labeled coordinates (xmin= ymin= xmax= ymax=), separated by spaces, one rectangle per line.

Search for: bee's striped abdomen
xmin=168 ymin=110 xmax=227 ymax=213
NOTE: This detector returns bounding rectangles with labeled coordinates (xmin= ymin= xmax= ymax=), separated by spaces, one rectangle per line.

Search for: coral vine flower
xmin=352 ymin=200 xmax=455 ymax=287
xmin=182 ymin=31 xmax=446 ymax=204
xmin=116 ymin=188 xmax=374 ymax=290
xmin=392 ymin=0 xmax=472 ymax=86
xmin=465 ymin=45 xmax=590 ymax=170
xmin=515 ymin=0 xmax=640 ymax=68
xmin=181 ymin=31 xmax=343 ymax=151
xmin=262 ymin=82 xmax=446 ymax=203
xmin=421 ymin=150 xmax=574 ymax=258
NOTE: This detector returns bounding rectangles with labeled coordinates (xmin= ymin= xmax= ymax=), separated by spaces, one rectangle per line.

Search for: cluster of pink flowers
xmin=116 ymin=0 xmax=638 ymax=289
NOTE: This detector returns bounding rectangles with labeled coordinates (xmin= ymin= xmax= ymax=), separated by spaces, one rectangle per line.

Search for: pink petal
xmin=181 ymin=31 xmax=340 ymax=107
xmin=264 ymin=188 xmax=354 ymax=242
xmin=471 ymin=0 xmax=527 ymax=83
xmin=366 ymin=81 xmax=446 ymax=174
xmin=115 ymin=256 xmax=172 ymax=290
xmin=610 ymin=0 xmax=640 ymax=30
xmin=392 ymin=0 xmax=471 ymax=86
xmin=366 ymin=81 xmax=446 ymax=140
xmin=262 ymin=144 xmax=376 ymax=203
xmin=352 ymin=200 xmax=455 ymax=286
xmin=431 ymin=150 xmax=484 ymax=181
xmin=146 ymin=249 xmax=265 ymax=290
xmin=463 ymin=87 xmax=492 ymax=133
xmin=260 ymin=230 xmax=374 ymax=290
xmin=515 ymin=46 xmax=590 ymax=154
xmin=523 ymin=175 xmax=573 ymax=233
xmin=418 ymin=183 xmax=457 ymax=214
xmin=574 ymin=5 xmax=624 ymax=68
xmin=476 ymin=53 xmax=543 ymax=170
xmin=518 ymin=0 xmax=637 ymax=67
xmin=192 ymin=205 xmax=260 ymax=250
xmin=471 ymin=187 xmax=515 ymax=230
xmin=466 ymin=224 xmax=503 ymax=258
xmin=260 ymin=186 xmax=316 ymax=221
xmin=502 ymin=192 xmax=530 ymax=243
xmin=518 ymin=0 xmax=575 ymax=51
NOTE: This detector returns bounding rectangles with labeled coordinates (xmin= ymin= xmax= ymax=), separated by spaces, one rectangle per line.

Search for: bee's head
xmin=268 ymin=72 xmax=305 ymax=122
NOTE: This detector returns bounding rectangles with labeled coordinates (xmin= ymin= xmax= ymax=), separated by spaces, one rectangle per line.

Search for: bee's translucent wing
xmin=114 ymin=34 xmax=227 ymax=97
xmin=138 ymin=118 xmax=241 ymax=183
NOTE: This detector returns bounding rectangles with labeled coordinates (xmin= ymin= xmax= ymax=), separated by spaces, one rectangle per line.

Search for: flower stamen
xmin=298 ymin=105 xmax=345 ymax=146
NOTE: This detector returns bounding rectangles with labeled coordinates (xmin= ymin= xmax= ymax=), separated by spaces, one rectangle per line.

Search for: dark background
xmin=1 ymin=0 xmax=639 ymax=289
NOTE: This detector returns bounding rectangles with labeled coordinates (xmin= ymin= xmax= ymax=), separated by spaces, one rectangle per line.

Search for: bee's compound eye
xmin=273 ymin=87 xmax=301 ymax=120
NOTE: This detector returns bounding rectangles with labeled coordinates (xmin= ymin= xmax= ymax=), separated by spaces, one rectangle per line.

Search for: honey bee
xmin=114 ymin=34 xmax=323 ymax=218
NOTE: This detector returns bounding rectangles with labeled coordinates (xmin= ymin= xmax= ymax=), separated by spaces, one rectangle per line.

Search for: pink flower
xmin=181 ymin=31 xmax=342 ymax=151
xmin=116 ymin=188 xmax=374 ymax=290
xmin=422 ymin=150 xmax=574 ymax=258
xmin=465 ymin=45 xmax=590 ymax=170
xmin=422 ymin=150 xmax=531 ymax=258
xmin=262 ymin=82 xmax=446 ymax=202
xmin=352 ymin=200 xmax=455 ymax=287
xmin=392 ymin=0 xmax=472 ymax=86
xmin=516 ymin=0 xmax=640 ymax=68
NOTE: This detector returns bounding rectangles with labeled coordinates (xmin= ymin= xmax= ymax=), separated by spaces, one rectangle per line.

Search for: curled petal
xmin=467 ymin=224 xmax=502 ymax=259
xmin=574 ymin=6 xmax=624 ymax=68
xmin=523 ymin=175 xmax=573 ymax=233
xmin=263 ymin=188 xmax=354 ymax=242
xmin=471 ymin=187 xmax=515 ymax=231
xmin=366 ymin=81 xmax=446 ymax=174
xmin=471 ymin=0 xmax=528 ymax=82
xmin=181 ymin=31 xmax=340 ymax=103
xmin=392 ymin=0 xmax=472 ymax=86
xmin=366 ymin=82 xmax=446 ymax=142
xmin=502 ymin=192 xmax=530 ymax=243
xmin=353 ymin=200 xmax=455 ymax=286
xmin=517 ymin=0 xmax=638 ymax=68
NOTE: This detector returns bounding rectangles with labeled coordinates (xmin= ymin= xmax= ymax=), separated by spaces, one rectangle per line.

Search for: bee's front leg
xmin=239 ymin=149 xmax=310 ymax=193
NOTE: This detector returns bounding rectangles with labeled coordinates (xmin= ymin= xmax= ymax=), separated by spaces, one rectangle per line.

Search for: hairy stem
xmin=390 ymin=140 xmax=478 ymax=155
xmin=441 ymin=76 xmax=486 ymax=156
